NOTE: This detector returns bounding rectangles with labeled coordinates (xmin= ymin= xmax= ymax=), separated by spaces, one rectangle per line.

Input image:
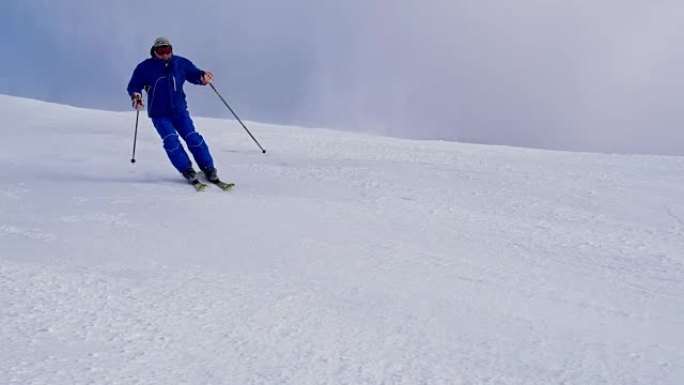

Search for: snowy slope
xmin=1 ymin=95 xmax=683 ymax=384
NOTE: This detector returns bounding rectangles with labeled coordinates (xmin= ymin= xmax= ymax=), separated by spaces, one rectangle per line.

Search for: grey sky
xmin=2 ymin=0 xmax=683 ymax=155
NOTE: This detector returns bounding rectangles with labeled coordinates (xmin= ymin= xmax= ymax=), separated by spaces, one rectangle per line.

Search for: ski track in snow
xmin=0 ymin=95 xmax=683 ymax=384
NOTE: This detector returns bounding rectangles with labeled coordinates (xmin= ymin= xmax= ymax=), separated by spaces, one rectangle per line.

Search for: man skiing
xmin=127 ymin=37 xmax=231 ymax=190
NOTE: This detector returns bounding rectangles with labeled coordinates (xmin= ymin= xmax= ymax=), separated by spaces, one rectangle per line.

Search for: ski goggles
xmin=154 ymin=45 xmax=172 ymax=55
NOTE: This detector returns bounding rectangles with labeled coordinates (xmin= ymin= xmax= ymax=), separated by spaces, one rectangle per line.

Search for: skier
xmin=127 ymin=37 xmax=229 ymax=190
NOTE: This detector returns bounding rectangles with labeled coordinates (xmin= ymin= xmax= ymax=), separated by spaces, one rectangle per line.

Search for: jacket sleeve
xmin=184 ymin=58 xmax=205 ymax=85
xmin=127 ymin=62 xmax=146 ymax=96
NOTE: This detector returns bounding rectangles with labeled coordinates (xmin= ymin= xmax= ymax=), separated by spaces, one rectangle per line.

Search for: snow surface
xmin=1 ymin=94 xmax=683 ymax=384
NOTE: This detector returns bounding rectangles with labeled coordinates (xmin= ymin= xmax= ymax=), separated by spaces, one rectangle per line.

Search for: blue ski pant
xmin=151 ymin=110 xmax=214 ymax=174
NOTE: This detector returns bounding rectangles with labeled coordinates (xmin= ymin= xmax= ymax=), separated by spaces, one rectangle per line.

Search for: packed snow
xmin=1 ymin=95 xmax=682 ymax=384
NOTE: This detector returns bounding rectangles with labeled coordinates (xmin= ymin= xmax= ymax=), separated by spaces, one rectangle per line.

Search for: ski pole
xmin=131 ymin=109 xmax=140 ymax=163
xmin=209 ymin=83 xmax=266 ymax=154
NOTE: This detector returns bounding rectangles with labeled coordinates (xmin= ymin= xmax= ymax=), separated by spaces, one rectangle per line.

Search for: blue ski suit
xmin=127 ymin=52 xmax=214 ymax=174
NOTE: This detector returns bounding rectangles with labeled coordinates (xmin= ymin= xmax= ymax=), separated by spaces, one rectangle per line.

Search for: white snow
xmin=1 ymin=94 xmax=683 ymax=384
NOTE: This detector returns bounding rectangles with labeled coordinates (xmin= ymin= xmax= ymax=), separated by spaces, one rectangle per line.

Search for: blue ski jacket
xmin=127 ymin=53 xmax=206 ymax=117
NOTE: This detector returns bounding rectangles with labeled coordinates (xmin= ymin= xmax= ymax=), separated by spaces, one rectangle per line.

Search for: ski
xmin=210 ymin=180 xmax=235 ymax=191
xmin=191 ymin=179 xmax=208 ymax=192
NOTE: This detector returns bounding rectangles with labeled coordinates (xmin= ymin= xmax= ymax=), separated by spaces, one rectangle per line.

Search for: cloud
xmin=3 ymin=0 xmax=684 ymax=155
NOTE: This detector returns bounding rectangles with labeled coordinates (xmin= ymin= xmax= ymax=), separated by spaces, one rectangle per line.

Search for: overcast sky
xmin=2 ymin=0 xmax=683 ymax=155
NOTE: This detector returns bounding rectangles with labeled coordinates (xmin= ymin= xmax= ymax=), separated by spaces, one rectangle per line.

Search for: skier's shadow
xmin=28 ymin=169 xmax=185 ymax=186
